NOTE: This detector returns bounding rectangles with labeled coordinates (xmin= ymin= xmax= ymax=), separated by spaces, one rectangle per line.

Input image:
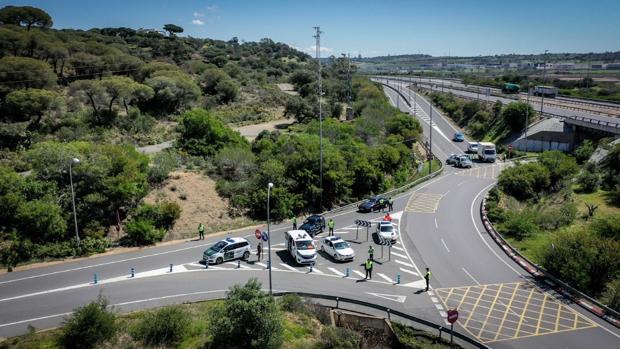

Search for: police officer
xmin=364 ymin=258 xmax=373 ymax=279
xmin=368 ymin=245 xmax=374 ymax=261
xmin=388 ymin=197 xmax=394 ymax=211
xmin=424 ymin=267 xmax=432 ymax=291
xmin=257 ymin=241 xmax=262 ymax=261
xmin=328 ymin=218 xmax=335 ymax=236
xmin=292 ymin=216 xmax=297 ymax=229
xmin=198 ymin=223 xmax=205 ymax=240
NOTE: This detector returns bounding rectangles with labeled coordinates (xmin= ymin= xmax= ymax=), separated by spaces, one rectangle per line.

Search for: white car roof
xmin=287 ymin=230 xmax=312 ymax=240
xmin=221 ymin=237 xmax=248 ymax=244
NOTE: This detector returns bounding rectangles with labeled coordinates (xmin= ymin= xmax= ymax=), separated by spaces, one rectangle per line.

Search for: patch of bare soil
xmin=144 ymin=171 xmax=256 ymax=240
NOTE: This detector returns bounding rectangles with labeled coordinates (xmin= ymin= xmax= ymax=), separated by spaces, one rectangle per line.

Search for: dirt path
xmin=137 ymin=118 xmax=295 ymax=154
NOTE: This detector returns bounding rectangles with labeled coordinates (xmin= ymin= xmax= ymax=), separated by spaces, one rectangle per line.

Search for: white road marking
xmin=327 ymin=267 xmax=346 ymax=277
xmin=365 ymin=292 xmax=406 ymax=303
xmin=390 ymin=251 xmax=408 ymax=259
xmin=434 ymin=218 xmax=438 ymax=229
xmin=255 ymin=262 xmax=267 ymax=268
xmin=309 ymin=267 xmax=323 ymax=274
xmin=399 ymin=268 xmax=419 ymax=276
xmin=431 ymin=297 xmax=439 ymax=303
xmin=353 ymin=270 xmax=366 ymax=278
xmin=225 ymin=262 xmax=252 ymax=269
xmin=439 ymin=311 xmax=447 ymax=318
xmin=395 ymin=259 xmax=414 ymax=268
xmin=377 ymin=273 xmax=394 ymax=283
xmin=462 ymin=267 xmax=481 ymax=285
xmin=392 ymin=245 xmax=404 ymax=252
xmin=441 ymin=239 xmax=450 ymax=253
xmin=279 ymin=263 xmax=298 ymax=272
xmin=435 ymin=304 xmax=444 ymax=310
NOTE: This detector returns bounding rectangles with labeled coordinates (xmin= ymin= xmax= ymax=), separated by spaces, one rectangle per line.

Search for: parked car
xmin=320 ymin=236 xmax=355 ymax=262
xmin=358 ymin=196 xmax=388 ymax=213
xmin=377 ymin=221 xmax=398 ymax=242
xmin=446 ymin=154 xmax=459 ymax=165
xmin=202 ymin=237 xmax=251 ymax=265
xmin=299 ymin=214 xmax=326 ymax=237
xmin=453 ymin=132 xmax=465 ymax=142
xmin=285 ymin=230 xmax=317 ymax=265
xmin=456 ymin=155 xmax=473 ymax=168
xmin=467 ymin=142 xmax=479 ymax=153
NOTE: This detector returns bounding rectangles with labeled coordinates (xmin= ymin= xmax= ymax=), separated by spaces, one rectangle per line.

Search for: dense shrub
xmin=134 ymin=201 xmax=181 ymax=230
xmin=537 ymin=151 xmax=579 ymax=189
xmin=498 ymin=162 xmax=550 ymax=200
xmin=576 ymin=170 xmax=601 ymax=193
xmin=59 ymin=296 xmax=117 ymax=349
xmin=124 ymin=218 xmax=165 ymax=246
xmin=320 ymin=326 xmax=362 ymax=349
xmin=131 ymin=305 xmax=190 ymax=347
xmin=574 ymin=140 xmax=595 ymax=164
xmin=500 ymin=101 xmax=534 ymax=132
xmin=208 ymin=279 xmax=283 ymax=349
xmin=591 ymin=214 xmax=620 ymax=240
xmin=601 ymin=278 xmax=620 ymax=312
xmin=148 ymin=150 xmax=178 ymax=185
xmin=498 ymin=210 xmax=539 ymax=240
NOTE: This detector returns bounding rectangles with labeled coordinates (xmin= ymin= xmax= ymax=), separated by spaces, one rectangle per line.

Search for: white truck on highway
xmin=533 ymin=85 xmax=558 ymax=98
xmin=477 ymin=142 xmax=497 ymax=162
xmin=285 ymin=230 xmax=317 ymax=265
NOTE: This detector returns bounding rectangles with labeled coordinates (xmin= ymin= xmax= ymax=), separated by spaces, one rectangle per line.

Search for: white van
xmin=284 ymin=230 xmax=317 ymax=265
xmin=477 ymin=142 xmax=496 ymax=162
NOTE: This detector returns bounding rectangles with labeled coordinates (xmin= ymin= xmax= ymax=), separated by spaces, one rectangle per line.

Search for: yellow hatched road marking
xmin=463 ymin=285 xmax=487 ymax=328
xmin=514 ymin=287 xmax=536 ymax=338
xmin=478 ymin=284 xmax=503 ymax=337
xmin=535 ymin=294 xmax=548 ymax=334
xmin=554 ymin=301 xmax=562 ymax=331
xmin=456 ymin=286 xmax=473 ymax=312
xmin=494 ymin=283 xmax=521 ymax=341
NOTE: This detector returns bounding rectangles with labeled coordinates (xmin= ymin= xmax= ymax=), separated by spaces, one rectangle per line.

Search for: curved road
xmin=0 ymin=85 xmax=619 ymax=348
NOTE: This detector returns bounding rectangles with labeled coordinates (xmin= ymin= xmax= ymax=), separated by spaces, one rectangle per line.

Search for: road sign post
xmin=447 ymin=309 xmax=458 ymax=347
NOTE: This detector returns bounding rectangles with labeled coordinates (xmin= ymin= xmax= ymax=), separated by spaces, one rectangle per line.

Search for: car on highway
xmin=376 ymin=221 xmax=398 ymax=242
xmin=358 ymin=195 xmax=388 ymax=213
xmin=299 ymin=214 xmax=326 ymax=237
xmin=202 ymin=237 xmax=251 ymax=265
xmin=320 ymin=236 xmax=355 ymax=262
xmin=453 ymin=132 xmax=465 ymax=142
xmin=456 ymin=155 xmax=473 ymax=168
xmin=446 ymin=154 xmax=459 ymax=165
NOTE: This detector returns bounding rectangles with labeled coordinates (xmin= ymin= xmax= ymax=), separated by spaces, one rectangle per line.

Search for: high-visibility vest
xmin=365 ymin=260 xmax=373 ymax=270
xmin=198 ymin=224 xmax=205 ymax=232
xmin=293 ymin=217 xmax=296 ymax=224
xmin=328 ymin=220 xmax=335 ymax=228
xmin=425 ymin=271 xmax=432 ymax=280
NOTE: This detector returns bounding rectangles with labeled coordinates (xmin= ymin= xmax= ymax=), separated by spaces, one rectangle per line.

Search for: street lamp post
xmin=525 ymin=88 xmax=531 ymax=152
xmin=69 ymin=158 xmax=80 ymax=247
xmin=267 ymin=182 xmax=274 ymax=296
xmin=429 ymin=100 xmax=433 ymax=175
xmin=540 ymin=49 xmax=549 ymax=115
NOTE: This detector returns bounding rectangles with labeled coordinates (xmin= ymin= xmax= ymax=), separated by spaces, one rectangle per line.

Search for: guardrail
xmin=273 ymin=291 xmax=490 ymax=349
xmin=480 ymin=192 xmax=620 ymax=329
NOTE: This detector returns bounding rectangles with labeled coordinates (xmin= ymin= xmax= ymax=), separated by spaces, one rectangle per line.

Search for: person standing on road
xmin=388 ymin=197 xmax=394 ymax=211
xmin=328 ymin=218 xmax=335 ymax=236
xmin=425 ymin=267 xmax=432 ymax=291
xmin=198 ymin=223 xmax=205 ymax=240
xmin=379 ymin=198 xmax=386 ymax=212
xmin=364 ymin=258 xmax=373 ymax=279
xmin=368 ymin=245 xmax=374 ymax=261
xmin=292 ymin=216 xmax=297 ymax=229
xmin=257 ymin=241 xmax=262 ymax=261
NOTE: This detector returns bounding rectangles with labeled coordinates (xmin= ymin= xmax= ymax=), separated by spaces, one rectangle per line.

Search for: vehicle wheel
xmin=242 ymin=251 xmax=250 ymax=260
xmin=216 ymin=257 xmax=223 ymax=265
xmin=333 ymin=254 xmax=338 ymax=261
xmin=321 ymin=245 xmax=325 ymax=252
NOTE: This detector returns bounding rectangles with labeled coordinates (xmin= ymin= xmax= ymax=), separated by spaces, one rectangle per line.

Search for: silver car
xmin=456 ymin=155 xmax=473 ymax=168
xmin=446 ymin=154 xmax=459 ymax=165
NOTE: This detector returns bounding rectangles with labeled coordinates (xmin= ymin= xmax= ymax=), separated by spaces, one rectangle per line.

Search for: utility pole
xmin=540 ymin=49 xmax=548 ymax=115
xmin=429 ymin=99 xmax=433 ymax=175
xmin=267 ymin=183 xmax=273 ymax=296
xmin=313 ymin=26 xmax=323 ymax=209
xmin=525 ymin=88 xmax=530 ymax=152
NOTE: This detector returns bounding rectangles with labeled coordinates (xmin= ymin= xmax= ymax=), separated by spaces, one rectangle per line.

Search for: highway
xmin=1 ymin=85 xmax=619 ymax=348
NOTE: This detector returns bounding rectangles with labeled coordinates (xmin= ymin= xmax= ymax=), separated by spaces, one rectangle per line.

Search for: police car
xmin=202 ymin=237 xmax=252 ymax=265
xmin=320 ymin=236 xmax=355 ymax=262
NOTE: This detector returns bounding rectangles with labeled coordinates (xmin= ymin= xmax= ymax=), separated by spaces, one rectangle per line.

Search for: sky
xmin=2 ymin=0 xmax=619 ymax=57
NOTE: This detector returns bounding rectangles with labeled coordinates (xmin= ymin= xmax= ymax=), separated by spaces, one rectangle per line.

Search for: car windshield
xmin=209 ymin=241 xmax=227 ymax=252
xmin=296 ymin=240 xmax=315 ymax=250
xmin=380 ymin=225 xmax=393 ymax=232
xmin=305 ymin=216 xmax=320 ymax=224
xmin=334 ymin=241 xmax=349 ymax=249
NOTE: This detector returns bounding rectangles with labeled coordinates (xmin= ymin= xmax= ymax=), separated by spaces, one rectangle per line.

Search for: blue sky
xmin=3 ymin=0 xmax=619 ymax=57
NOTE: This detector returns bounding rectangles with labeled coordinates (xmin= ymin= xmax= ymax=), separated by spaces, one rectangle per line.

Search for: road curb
xmin=479 ymin=190 xmax=620 ymax=329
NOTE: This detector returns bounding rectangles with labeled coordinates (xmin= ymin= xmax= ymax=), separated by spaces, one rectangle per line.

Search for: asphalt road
xmin=1 ymin=84 xmax=619 ymax=348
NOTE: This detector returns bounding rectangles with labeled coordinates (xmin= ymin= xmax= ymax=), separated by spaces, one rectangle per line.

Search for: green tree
xmin=59 ymin=295 xmax=117 ymax=349
xmin=132 ymin=305 xmax=189 ymax=346
xmin=100 ymin=76 xmax=154 ymax=114
xmin=124 ymin=218 xmax=165 ymax=246
xmin=0 ymin=6 xmax=53 ymax=30
xmin=574 ymin=140 xmax=595 ymax=164
xmin=163 ymin=24 xmax=183 ymax=37
xmin=500 ymin=101 xmax=534 ymax=132
xmin=498 ymin=162 xmax=550 ymax=200
xmin=537 ymin=150 xmax=579 ymax=189
xmin=208 ymin=279 xmax=283 ymax=349
xmin=0 ymin=56 xmax=56 ymax=96
xmin=68 ymin=80 xmax=108 ymax=124
xmin=177 ymin=108 xmax=248 ymax=157
xmin=591 ymin=214 xmax=620 ymax=240
xmin=144 ymin=70 xmax=201 ymax=114
xmin=4 ymin=88 xmax=63 ymax=129
xmin=601 ymin=278 xmax=620 ymax=312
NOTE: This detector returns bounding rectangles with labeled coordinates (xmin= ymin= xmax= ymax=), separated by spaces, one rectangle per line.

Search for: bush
xmin=499 ymin=210 xmax=539 ymax=240
xmin=278 ymin=294 xmax=308 ymax=314
xmin=500 ymin=102 xmax=534 ymax=132
xmin=537 ymin=151 xmax=579 ymax=189
xmin=535 ymin=201 xmax=577 ymax=230
xmin=131 ymin=305 xmax=190 ymax=347
xmin=601 ymin=278 xmax=620 ymax=312
xmin=148 ymin=151 xmax=178 ymax=185
xmin=591 ymin=214 xmax=620 ymax=240
xmin=574 ymin=140 xmax=595 ymax=164
xmin=320 ymin=326 xmax=361 ymax=349
xmin=59 ymin=296 xmax=117 ymax=349
xmin=576 ymin=170 xmax=601 ymax=193
xmin=208 ymin=279 xmax=283 ymax=349
xmin=134 ymin=201 xmax=181 ymax=230
xmin=124 ymin=218 xmax=165 ymax=246
xmin=498 ymin=162 xmax=550 ymax=200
